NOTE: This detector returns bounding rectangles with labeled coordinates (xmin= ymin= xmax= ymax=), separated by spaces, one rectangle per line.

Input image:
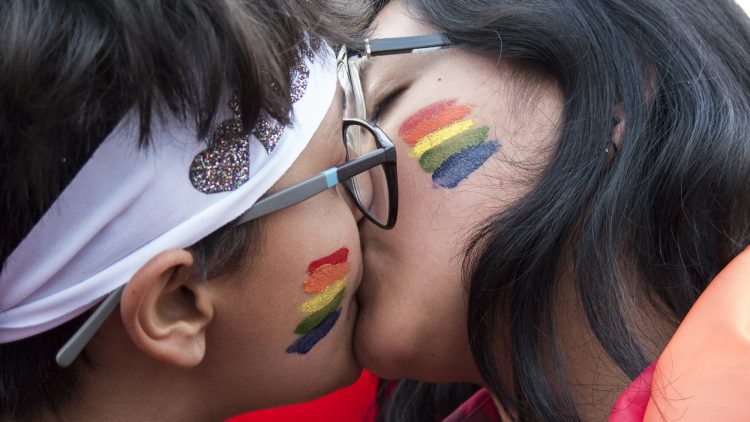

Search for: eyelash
xmin=370 ymin=88 xmax=406 ymax=123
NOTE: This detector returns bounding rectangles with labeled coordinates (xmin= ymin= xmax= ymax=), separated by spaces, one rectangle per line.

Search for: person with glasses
xmin=352 ymin=1 xmax=750 ymax=421
xmin=0 ymin=1 xmax=398 ymax=421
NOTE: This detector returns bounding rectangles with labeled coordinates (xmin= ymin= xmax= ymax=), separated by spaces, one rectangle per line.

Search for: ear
xmin=120 ymin=249 xmax=214 ymax=367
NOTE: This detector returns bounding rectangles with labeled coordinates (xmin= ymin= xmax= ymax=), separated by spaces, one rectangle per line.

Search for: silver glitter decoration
xmin=289 ymin=61 xmax=310 ymax=103
xmin=189 ymin=97 xmax=251 ymax=193
xmin=253 ymin=51 xmax=311 ymax=153
xmin=252 ymin=115 xmax=286 ymax=154
xmin=299 ymin=36 xmax=321 ymax=62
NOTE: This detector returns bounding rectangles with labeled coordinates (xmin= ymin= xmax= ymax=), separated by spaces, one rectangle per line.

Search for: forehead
xmin=369 ymin=2 xmax=433 ymax=39
xmin=360 ymin=4 xmax=445 ymax=96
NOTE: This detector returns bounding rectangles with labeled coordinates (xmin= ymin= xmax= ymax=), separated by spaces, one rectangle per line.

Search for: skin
xmin=354 ymin=1 xmax=565 ymax=385
xmin=46 ymin=92 xmax=365 ymax=422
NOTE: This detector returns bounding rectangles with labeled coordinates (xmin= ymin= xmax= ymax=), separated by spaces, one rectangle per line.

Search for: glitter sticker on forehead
xmin=189 ymin=97 xmax=251 ymax=193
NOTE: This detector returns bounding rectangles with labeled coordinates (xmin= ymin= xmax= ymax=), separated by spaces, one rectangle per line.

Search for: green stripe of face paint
xmin=419 ymin=126 xmax=490 ymax=173
xmin=294 ymin=288 xmax=345 ymax=335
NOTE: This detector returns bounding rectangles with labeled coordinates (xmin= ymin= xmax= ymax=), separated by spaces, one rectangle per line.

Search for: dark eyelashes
xmin=371 ymin=87 xmax=407 ymax=123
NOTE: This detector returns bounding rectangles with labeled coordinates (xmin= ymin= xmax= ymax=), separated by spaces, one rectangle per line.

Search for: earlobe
xmin=121 ymin=249 xmax=214 ymax=368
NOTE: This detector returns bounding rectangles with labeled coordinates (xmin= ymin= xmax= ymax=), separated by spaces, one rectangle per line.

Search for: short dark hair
xmin=0 ymin=0 xmax=366 ymax=418
xmin=379 ymin=0 xmax=750 ymax=420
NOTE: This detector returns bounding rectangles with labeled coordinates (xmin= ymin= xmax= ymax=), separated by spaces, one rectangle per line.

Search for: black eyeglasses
xmin=235 ymin=118 xmax=398 ymax=229
xmin=56 ymin=118 xmax=399 ymax=368
xmin=339 ymin=34 xmax=454 ymax=121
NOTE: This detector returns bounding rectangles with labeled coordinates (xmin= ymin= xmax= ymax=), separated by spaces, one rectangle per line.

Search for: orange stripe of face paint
xmin=401 ymin=105 xmax=472 ymax=146
xmin=303 ymin=262 xmax=351 ymax=293
xmin=398 ymin=98 xmax=457 ymax=137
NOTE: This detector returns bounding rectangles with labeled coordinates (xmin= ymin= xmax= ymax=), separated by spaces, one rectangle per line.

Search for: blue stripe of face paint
xmin=432 ymin=141 xmax=500 ymax=189
xmin=285 ymin=308 xmax=341 ymax=354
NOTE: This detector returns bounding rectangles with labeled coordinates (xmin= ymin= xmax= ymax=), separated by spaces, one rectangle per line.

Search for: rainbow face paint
xmin=399 ymin=98 xmax=500 ymax=189
xmin=286 ymin=247 xmax=349 ymax=354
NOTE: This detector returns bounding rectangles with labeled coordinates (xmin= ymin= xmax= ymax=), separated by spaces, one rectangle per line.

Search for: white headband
xmin=0 ymin=44 xmax=337 ymax=343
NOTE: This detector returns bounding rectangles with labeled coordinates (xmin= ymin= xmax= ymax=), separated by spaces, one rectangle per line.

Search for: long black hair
xmin=382 ymin=0 xmax=750 ymax=420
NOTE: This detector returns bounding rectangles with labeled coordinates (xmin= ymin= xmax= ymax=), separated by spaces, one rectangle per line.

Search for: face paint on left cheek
xmin=399 ymin=98 xmax=501 ymax=189
xmin=286 ymin=247 xmax=350 ymax=354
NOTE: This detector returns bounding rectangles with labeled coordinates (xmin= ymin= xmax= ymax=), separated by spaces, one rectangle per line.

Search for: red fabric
xmin=608 ymin=362 xmax=656 ymax=422
xmin=228 ymin=370 xmax=378 ymax=422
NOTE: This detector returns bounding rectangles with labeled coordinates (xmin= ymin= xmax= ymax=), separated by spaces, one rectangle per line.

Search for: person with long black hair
xmin=347 ymin=0 xmax=750 ymax=420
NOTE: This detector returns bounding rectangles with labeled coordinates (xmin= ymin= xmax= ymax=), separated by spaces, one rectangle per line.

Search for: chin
xmin=353 ymin=308 xmax=422 ymax=381
xmin=354 ymin=307 xmax=484 ymax=384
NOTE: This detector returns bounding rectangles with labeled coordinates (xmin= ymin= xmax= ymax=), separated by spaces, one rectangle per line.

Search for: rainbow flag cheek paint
xmin=398 ymin=98 xmax=501 ymax=189
xmin=286 ymin=247 xmax=350 ymax=354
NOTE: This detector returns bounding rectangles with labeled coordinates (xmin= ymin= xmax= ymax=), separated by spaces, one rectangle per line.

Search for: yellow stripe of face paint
xmin=411 ymin=119 xmax=475 ymax=157
xmin=299 ymin=278 xmax=347 ymax=313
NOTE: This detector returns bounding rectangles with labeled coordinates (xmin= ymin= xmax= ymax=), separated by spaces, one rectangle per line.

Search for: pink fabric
xmin=608 ymin=362 xmax=656 ymax=422
xmin=444 ymin=388 xmax=500 ymax=422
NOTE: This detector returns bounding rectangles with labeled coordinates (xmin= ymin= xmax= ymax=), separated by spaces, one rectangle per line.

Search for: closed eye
xmin=371 ymin=87 xmax=406 ymax=123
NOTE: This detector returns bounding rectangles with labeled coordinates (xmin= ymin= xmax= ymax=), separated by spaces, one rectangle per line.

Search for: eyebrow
xmin=337 ymin=82 xmax=346 ymax=117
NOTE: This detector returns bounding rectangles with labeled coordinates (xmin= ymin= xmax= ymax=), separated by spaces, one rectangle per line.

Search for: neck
xmin=554 ymin=268 xmax=674 ymax=421
xmin=35 ymin=319 xmax=224 ymax=422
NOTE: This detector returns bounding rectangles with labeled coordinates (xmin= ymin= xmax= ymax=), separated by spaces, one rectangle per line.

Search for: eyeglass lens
xmin=338 ymin=52 xmax=391 ymax=226
xmin=344 ymin=124 xmax=390 ymax=225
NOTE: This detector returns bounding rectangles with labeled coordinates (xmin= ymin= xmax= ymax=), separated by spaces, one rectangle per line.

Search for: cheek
xmin=356 ymin=170 xmax=482 ymax=381
xmin=263 ymin=191 xmax=363 ymax=346
xmin=356 ymin=96 xmax=504 ymax=381
xmin=212 ymin=193 xmax=363 ymax=406
xmin=396 ymin=98 xmax=500 ymax=190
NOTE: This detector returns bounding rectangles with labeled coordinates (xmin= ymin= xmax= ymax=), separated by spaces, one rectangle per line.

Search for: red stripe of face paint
xmin=398 ymin=98 xmax=457 ymax=137
xmin=401 ymin=105 xmax=472 ymax=146
xmin=307 ymin=247 xmax=349 ymax=274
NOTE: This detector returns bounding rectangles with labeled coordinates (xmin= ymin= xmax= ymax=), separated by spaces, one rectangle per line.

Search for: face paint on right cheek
xmin=399 ymin=98 xmax=501 ymax=189
xmin=286 ymin=247 xmax=350 ymax=354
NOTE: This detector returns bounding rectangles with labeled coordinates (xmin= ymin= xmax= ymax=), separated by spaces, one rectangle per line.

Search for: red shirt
xmin=229 ymin=370 xmax=378 ymax=422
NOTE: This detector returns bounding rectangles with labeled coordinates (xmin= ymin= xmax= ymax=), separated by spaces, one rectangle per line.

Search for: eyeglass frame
xmin=362 ymin=33 xmax=454 ymax=58
xmin=235 ymin=118 xmax=398 ymax=229
xmin=339 ymin=33 xmax=454 ymax=121
xmin=56 ymin=117 xmax=398 ymax=368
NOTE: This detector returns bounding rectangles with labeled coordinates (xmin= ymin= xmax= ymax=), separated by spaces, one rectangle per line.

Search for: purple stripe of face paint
xmin=432 ymin=141 xmax=500 ymax=189
xmin=285 ymin=308 xmax=341 ymax=354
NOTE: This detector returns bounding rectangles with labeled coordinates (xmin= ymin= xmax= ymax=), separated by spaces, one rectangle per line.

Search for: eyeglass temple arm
xmin=366 ymin=33 xmax=453 ymax=57
xmin=337 ymin=149 xmax=393 ymax=181
xmin=236 ymin=170 xmax=337 ymax=225
xmin=237 ymin=148 xmax=391 ymax=225
xmin=56 ymin=285 xmax=125 ymax=367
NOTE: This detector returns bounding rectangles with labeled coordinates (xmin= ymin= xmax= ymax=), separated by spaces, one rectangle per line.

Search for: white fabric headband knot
xmin=0 ymin=43 xmax=337 ymax=343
